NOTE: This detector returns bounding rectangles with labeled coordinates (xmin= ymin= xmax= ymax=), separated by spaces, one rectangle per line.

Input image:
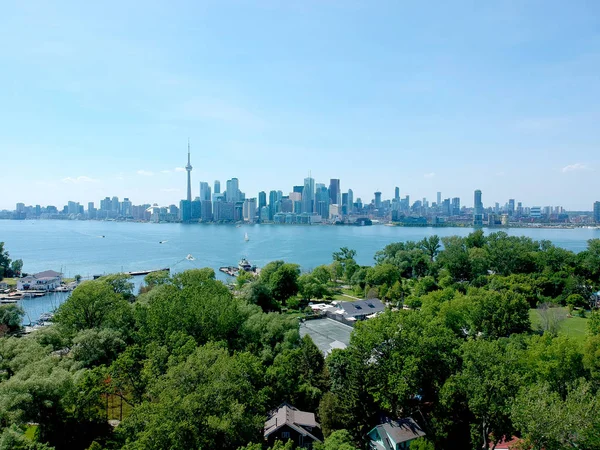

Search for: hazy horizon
xmin=2 ymin=1 xmax=599 ymax=210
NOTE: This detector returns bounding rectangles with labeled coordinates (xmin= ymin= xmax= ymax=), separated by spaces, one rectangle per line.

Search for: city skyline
xmin=3 ymin=145 xmax=598 ymax=213
xmin=2 ymin=1 xmax=599 ymax=210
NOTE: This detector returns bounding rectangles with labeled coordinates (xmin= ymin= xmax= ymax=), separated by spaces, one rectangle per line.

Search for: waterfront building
xmin=67 ymin=201 xmax=79 ymax=216
xmin=348 ymin=189 xmax=354 ymax=214
xmin=530 ymin=206 xmax=542 ymax=218
xmin=341 ymin=193 xmax=349 ymax=215
xmin=508 ymin=199 xmax=515 ymax=216
xmin=87 ymin=202 xmax=96 ymax=219
xmin=121 ymin=198 xmax=132 ymax=217
xmin=17 ymin=270 xmax=62 ymax=291
xmin=329 ymin=179 xmax=341 ymax=206
xmin=179 ymin=199 xmax=192 ymax=222
xmin=281 ymin=198 xmax=293 ymax=213
xmin=269 ymin=190 xmax=279 ymax=220
xmin=214 ymin=180 xmax=221 ymax=194
xmin=316 ymin=185 xmax=330 ymax=219
xmin=226 ymin=178 xmax=240 ymax=203
xmin=302 ymin=177 xmax=315 ymax=214
xmin=473 ymin=189 xmax=483 ymax=226
xmin=437 ymin=192 xmax=442 ymax=207
xmin=594 ymin=201 xmax=600 ymax=223
xmin=111 ymin=196 xmax=120 ymax=214
xmin=258 ymin=191 xmax=267 ymax=210
xmin=200 ymin=182 xmax=211 ymax=201
xmin=394 ymin=187 xmax=400 ymax=201
xmin=374 ymin=192 xmax=382 ymax=209
xmin=191 ymin=198 xmax=201 ymax=220
xmin=214 ymin=201 xmax=234 ymax=222
xmin=451 ymin=197 xmax=460 ymax=216
xmin=243 ymin=198 xmax=257 ymax=223
xmin=200 ymin=200 xmax=213 ymax=221
xmin=442 ymin=198 xmax=451 ymax=216
xmin=260 ymin=206 xmax=270 ymax=222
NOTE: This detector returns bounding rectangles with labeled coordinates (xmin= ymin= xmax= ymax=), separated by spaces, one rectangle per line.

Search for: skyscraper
xmin=200 ymin=182 xmax=211 ymax=201
xmin=437 ymin=192 xmax=442 ymax=206
xmin=594 ymin=201 xmax=600 ymax=223
xmin=214 ymin=180 xmax=221 ymax=194
xmin=226 ymin=178 xmax=240 ymax=203
xmin=302 ymin=176 xmax=315 ymax=214
xmin=186 ymin=140 xmax=193 ymax=202
xmin=451 ymin=197 xmax=460 ymax=215
xmin=269 ymin=190 xmax=278 ymax=220
xmin=374 ymin=192 xmax=382 ymax=209
xmin=394 ymin=187 xmax=400 ymax=201
xmin=258 ymin=191 xmax=267 ymax=210
xmin=508 ymin=199 xmax=515 ymax=216
xmin=474 ymin=189 xmax=483 ymax=226
xmin=348 ymin=189 xmax=354 ymax=214
xmin=329 ymin=179 xmax=341 ymax=205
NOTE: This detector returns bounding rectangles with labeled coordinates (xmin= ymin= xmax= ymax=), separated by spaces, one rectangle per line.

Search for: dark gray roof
xmin=264 ymin=403 xmax=321 ymax=442
xmin=337 ymin=299 xmax=385 ymax=317
xmin=34 ymin=270 xmax=62 ymax=279
xmin=378 ymin=417 xmax=426 ymax=444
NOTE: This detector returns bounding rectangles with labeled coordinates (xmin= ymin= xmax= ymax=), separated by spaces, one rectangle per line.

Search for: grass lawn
xmin=529 ymin=307 xmax=589 ymax=343
xmin=1 ymin=278 xmax=17 ymax=288
xmin=24 ymin=424 xmax=38 ymax=440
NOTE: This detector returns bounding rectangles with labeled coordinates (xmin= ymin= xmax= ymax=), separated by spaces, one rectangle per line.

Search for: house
xmin=367 ymin=417 xmax=426 ymax=450
xmin=17 ymin=270 xmax=62 ymax=291
xmin=264 ymin=403 xmax=322 ymax=448
xmin=334 ymin=299 xmax=386 ymax=320
xmin=490 ymin=436 xmax=523 ymax=449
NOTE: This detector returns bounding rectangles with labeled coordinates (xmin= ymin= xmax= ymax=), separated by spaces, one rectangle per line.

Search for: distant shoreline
xmin=1 ymin=217 xmax=598 ymax=231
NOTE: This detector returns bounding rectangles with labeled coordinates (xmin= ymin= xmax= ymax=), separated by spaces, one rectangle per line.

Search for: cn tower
xmin=186 ymin=139 xmax=192 ymax=202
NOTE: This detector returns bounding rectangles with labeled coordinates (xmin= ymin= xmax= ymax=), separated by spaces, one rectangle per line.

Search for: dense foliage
xmin=0 ymin=233 xmax=599 ymax=449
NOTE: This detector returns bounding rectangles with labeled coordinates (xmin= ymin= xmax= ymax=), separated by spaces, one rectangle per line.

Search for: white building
xmin=17 ymin=270 xmax=63 ymax=291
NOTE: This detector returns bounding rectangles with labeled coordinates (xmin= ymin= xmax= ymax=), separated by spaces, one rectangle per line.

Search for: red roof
xmin=490 ymin=436 xmax=522 ymax=449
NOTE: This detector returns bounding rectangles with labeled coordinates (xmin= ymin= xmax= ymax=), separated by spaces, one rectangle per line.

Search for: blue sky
xmin=1 ymin=0 xmax=599 ymax=210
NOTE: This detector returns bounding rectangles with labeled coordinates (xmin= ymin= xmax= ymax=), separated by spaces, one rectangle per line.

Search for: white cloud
xmin=424 ymin=172 xmax=435 ymax=178
xmin=161 ymin=170 xmax=172 ymax=174
xmin=562 ymin=163 xmax=591 ymax=173
xmin=137 ymin=170 xmax=154 ymax=176
xmin=62 ymin=176 xmax=98 ymax=184
xmin=161 ymin=188 xmax=180 ymax=193
xmin=174 ymin=167 xmax=186 ymax=172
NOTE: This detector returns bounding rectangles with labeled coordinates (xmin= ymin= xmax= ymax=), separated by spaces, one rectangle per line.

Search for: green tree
xmin=98 ymin=273 xmax=135 ymax=301
xmin=10 ymin=259 xmax=23 ymax=278
xmin=241 ymin=280 xmax=280 ymax=312
xmin=0 ymin=304 xmax=25 ymax=335
xmin=269 ymin=264 xmax=300 ymax=303
xmin=0 ymin=242 xmax=12 ymax=280
xmin=117 ymin=343 xmax=267 ymax=450
xmin=443 ymin=339 xmax=521 ymax=449
xmin=143 ymin=270 xmax=170 ymax=290
xmin=54 ymin=280 xmax=132 ymax=335
xmin=511 ymin=381 xmax=600 ymax=449
xmin=314 ymin=429 xmax=356 ymax=450
xmin=419 ymin=235 xmax=441 ymax=261
xmin=70 ymin=328 xmax=126 ymax=368
xmin=332 ymin=247 xmax=358 ymax=280
xmin=267 ymin=335 xmax=328 ymax=412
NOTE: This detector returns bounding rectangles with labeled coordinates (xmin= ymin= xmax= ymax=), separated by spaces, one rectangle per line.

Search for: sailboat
xmin=244 ymin=232 xmax=249 ymax=242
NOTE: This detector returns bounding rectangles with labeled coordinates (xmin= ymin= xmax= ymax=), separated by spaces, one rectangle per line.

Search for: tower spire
xmin=185 ymin=139 xmax=193 ymax=202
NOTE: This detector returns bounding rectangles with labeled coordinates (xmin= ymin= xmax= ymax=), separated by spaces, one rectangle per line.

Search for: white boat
xmin=244 ymin=232 xmax=249 ymax=242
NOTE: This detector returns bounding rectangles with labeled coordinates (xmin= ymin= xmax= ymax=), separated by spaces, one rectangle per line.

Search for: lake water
xmin=1 ymin=220 xmax=599 ymax=323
